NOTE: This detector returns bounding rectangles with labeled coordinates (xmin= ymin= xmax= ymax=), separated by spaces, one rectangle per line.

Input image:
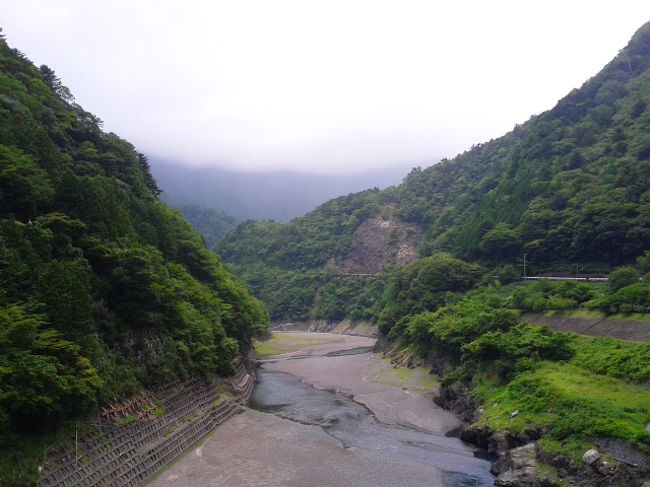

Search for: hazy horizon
xmin=2 ymin=1 xmax=650 ymax=174
xmin=151 ymin=159 xmax=413 ymax=221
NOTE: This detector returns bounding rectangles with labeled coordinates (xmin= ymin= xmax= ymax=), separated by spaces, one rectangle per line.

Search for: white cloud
xmin=2 ymin=0 xmax=649 ymax=173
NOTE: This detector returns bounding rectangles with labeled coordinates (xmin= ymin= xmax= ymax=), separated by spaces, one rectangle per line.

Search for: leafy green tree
xmin=378 ymin=254 xmax=482 ymax=336
xmin=35 ymin=258 xmax=95 ymax=341
xmin=637 ymin=249 xmax=650 ymax=273
xmin=0 ymin=145 xmax=54 ymax=219
xmin=0 ymin=304 xmax=102 ymax=433
xmin=608 ymin=266 xmax=641 ymax=294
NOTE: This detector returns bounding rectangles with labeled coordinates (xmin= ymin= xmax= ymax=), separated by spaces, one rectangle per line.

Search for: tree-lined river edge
xmin=148 ymin=332 xmax=494 ymax=486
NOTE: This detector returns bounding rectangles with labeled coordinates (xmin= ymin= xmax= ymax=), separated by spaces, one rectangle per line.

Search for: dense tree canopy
xmin=0 ymin=36 xmax=268 ymax=441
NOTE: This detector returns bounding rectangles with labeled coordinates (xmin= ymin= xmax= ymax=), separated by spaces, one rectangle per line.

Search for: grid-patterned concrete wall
xmin=39 ymin=363 xmax=255 ymax=487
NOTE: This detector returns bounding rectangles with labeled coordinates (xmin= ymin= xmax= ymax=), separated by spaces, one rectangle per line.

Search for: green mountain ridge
xmin=217 ymin=21 xmax=650 ymax=321
xmin=0 ymin=31 xmax=268 ymax=483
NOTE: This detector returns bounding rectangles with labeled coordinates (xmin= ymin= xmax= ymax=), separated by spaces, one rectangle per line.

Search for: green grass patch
xmin=392 ymin=366 xmax=412 ymax=380
xmin=608 ymin=313 xmax=650 ymax=324
xmin=373 ymin=354 xmax=439 ymax=393
xmin=212 ymin=396 xmax=228 ymax=406
xmin=212 ymin=381 xmax=232 ymax=406
xmin=473 ymin=362 xmax=650 ymax=454
xmin=540 ymin=309 xmax=650 ymax=323
xmin=571 ymin=335 xmax=650 ymax=383
xmin=116 ymin=415 xmax=138 ymax=427
xmin=538 ymin=436 xmax=595 ymax=467
xmin=254 ymin=331 xmax=344 ymax=356
xmin=152 ymin=401 xmax=165 ymax=417
xmin=253 ymin=339 xmax=281 ymax=356
xmin=542 ymin=309 xmax=605 ymax=320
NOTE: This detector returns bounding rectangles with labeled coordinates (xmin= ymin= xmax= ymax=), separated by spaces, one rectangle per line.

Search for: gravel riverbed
xmin=148 ymin=332 xmax=494 ymax=486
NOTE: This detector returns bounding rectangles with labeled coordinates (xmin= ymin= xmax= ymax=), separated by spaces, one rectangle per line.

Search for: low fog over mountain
xmin=151 ymin=160 xmax=419 ymax=222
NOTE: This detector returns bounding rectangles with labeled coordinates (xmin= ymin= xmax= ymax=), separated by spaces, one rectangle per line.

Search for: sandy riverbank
xmin=260 ymin=332 xmax=461 ymax=434
xmin=148 ymin=332 xmax=490 ymax=486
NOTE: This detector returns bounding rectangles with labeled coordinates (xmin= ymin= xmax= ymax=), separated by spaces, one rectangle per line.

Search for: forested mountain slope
xmin=218 ymin=22 xmax=650 ymax=321
xmin=171 ymin=203 xmax=239 ymax=247
xmin=0 ymin=31 xmax=268 ymax=473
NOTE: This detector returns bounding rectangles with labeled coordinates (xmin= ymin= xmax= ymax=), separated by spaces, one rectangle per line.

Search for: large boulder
xmin=582 ymin=449 xmax=600 ymax=466
xmin=493 ymin=443 xmax=558 ymax=487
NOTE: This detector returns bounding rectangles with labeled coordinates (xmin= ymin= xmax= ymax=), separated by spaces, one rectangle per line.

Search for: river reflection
xmin=250 ymin=366 xmax=494 ymax=487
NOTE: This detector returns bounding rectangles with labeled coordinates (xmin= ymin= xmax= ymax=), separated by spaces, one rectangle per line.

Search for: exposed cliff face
xmin=330 ymin=216 xmax=422 ymax=274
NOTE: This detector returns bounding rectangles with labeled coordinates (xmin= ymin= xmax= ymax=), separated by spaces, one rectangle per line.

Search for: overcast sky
xmin=2 ymin=1 xmax=649 ymax=174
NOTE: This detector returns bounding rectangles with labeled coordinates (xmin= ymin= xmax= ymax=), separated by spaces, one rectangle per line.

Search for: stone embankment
xmin=39 ymin=358 xmax=255 ymax=487
xmin=271 ymin=319 xmax=378 ymax=337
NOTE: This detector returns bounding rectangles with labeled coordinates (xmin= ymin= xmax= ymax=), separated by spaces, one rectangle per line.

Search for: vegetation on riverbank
xmin=472 ymin=361 xmax=650 ymax=459
xmin=382 ymin=280 xmax=650 ymax=480
xmin=253 ymin=331 xmax=345 ymax=356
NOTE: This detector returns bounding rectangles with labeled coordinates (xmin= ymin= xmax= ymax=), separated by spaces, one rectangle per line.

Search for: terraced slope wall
xmin=523 ymin=313 xmax=650 ymax=341
xmin=39 ymin=360 xmax=255 ymax=487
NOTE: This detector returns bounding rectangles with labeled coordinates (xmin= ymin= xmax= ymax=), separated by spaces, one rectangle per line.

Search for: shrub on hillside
xmin=600 ymin=283 xmax=650 ymax=314
xmin=637 ymin=249 xmax=650 ymax=274
xmin=571 ymin=335 xmax=650 ymax=383
xmin=507 ymin=280 xmax=596 ymax=312
xmin=378 ymin=253 xmax=482 ymax=336
xmin=464 ymin=323 xmax=574 ymax=379
xmin=405 ymin=294 xmax=519 ymax=355
xmin=608 ymin=266 xmax=641 ymax=294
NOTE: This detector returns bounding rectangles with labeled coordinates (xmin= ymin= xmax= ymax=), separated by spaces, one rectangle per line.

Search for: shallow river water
xmin=251 ymin=361 xmax=494 ymax=487
xmin=149 ymin=333 xmax=495 ymax=487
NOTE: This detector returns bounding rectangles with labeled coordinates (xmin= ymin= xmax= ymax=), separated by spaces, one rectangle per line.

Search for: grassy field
xmin=472 ymin=361 xmax=650 ymax=462
xmin=253 ymin=331 xmax=346 ymax=356
xmin=570 ymin=335 xmax=650 ymax=382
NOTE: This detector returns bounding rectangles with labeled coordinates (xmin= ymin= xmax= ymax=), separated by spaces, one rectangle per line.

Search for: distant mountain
xmin=150 ymin=161 xmax=418 ymax=221
xmin=173 ymin=203 xmax=238 ymax=247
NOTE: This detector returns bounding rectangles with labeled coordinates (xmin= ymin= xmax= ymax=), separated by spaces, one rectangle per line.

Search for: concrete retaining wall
xmin=523 ymin=313 xmax=650 ymax=342
xmin=39 ymin=361 xmax=255 ymax=487
xmin=271 ymin=319 xmax=378 ymax=337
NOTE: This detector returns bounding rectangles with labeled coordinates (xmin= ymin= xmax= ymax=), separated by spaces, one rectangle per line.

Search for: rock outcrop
xmin=331 ymin=216 xmax=421 ymax=274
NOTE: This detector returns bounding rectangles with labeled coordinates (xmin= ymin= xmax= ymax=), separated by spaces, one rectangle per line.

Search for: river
xmin=149 ymin=333 xmax=494 ymax=486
